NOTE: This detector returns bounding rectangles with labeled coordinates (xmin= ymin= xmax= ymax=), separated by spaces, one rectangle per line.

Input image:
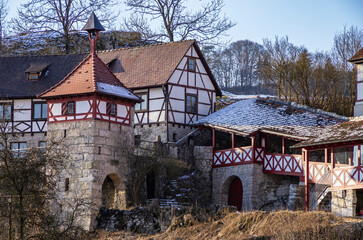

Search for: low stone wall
xmin=212 ymin=164 xmax=303 ymax=211
xmin=331 ymin=189 xmax=357 ymax=217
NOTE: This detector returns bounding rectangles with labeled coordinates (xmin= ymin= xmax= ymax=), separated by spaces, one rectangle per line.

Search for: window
xmin=62 ymin=101 xmax=75 ymax=115
xmin=107 ymin=102 xmax=117 ymax=116
xmin=186 ymin=94 xmax=197 ymax=113
xmin=38 ymin=141 xmax=46 ymax=152
xmin=135 ymin=135 xmax=141 ymax=147
xmin=11 ymin=142 xmax=27 ymax=157
xmin=33 ymin=102 xmax=47 ymax=119
xmin=0 ymin=103 xmax=11 ymax=121
xmin=188 ymin=57 xmax=196 ymax=71
xmin=135 ymin=93 xmax=148 ymax=112
xmin=28 ymin=73 xmax=39 ymax=81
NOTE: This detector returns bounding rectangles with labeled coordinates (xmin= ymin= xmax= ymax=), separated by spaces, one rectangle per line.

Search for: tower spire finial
xmin=82 ymin=12 xmax=105 ymax=54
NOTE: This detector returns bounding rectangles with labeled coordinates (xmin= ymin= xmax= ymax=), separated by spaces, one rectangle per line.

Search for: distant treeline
xmin=203 ymin=26 xmax=362 ymax=116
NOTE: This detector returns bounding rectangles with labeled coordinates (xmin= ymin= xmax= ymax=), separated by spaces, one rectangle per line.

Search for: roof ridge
xmin=257 ymin=97 xmax=348 ymax=121
xmin=97 ymin=39 xmax=196 ymax=53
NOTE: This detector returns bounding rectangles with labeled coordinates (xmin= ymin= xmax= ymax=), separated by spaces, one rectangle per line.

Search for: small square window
xmin=62 ymin=101 xmax=75 ymax=115
xmin=186 ymin=94 xmax=197 ymax=113
xmin=0 ymin=103 xmax=12 ymax=121
xmin=135 ymin=135 xmax=141 ymax=147
xmin=188 ymin=57 xmax=196 ymax=71
xmin=11 ymin=142 xmax=27 ymax=157
xmin=28 ymin=73 xmax=39 ymax=81
xmin=135 ymin=93 xmax=148 ymax=112
xmin=107 ymin=102 xmax=117 ymax=116
xmin=33 ymin=102 xmax=47 ymax=119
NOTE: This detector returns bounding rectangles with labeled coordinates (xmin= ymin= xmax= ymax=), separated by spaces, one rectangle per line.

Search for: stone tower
xmin=38 ymin=13 xmax=142 ymax=230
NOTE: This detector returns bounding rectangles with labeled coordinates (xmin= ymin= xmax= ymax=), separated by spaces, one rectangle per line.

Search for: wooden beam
xmin=331 ymin=148 xmax=335 ymax=169
xmin=358 ymin=145 xmax=361 ymax=166
xmin=261 ymin=133 xmax=266 ymax=148
xmin=232 ymin=133 xmax=235 ymax=149
xmin=324 ymin=148 xmax=328 ymax=164
xmin=304 ymin=149 xmax=310 ymax=211
xmin=251 ymin=136 xmax=255 ymax=162
xmin=212 ymin=128 xmax=216 ymax=153
xmin=282 ymin=137 xmax=285 ymax=155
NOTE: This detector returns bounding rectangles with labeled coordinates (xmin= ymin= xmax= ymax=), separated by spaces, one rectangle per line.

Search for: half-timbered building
xmin=194 ymin=97 xmax=347 ymax=211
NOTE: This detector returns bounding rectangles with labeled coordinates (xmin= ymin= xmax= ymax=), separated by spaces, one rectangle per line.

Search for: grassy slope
xmin=92 ymin=210 xmax=363 ymax=240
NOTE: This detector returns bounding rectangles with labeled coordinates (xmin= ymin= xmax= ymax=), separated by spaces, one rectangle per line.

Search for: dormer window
xmin=25 ymin=63 xmax=50 ymax=81
xmin=188 ymin=57 xmax=196 ymax=72
xmin=28 ymin=72 xmax=39 ymax=81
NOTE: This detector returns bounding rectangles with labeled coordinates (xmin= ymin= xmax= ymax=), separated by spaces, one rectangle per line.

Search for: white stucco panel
xmin=358 ymin=64 xmax=363 ymax=81
xmin=98 ymin=101 xmax=107 ymax=114
xmin=357 ymin=82 xmax=363 ymax=100
xmin=186 ymin=88 xmax=197 ymax=95
xmin=117 ymin=105 xmax=128 ymax=117
xmin=171 ymin=112 xmax=184 ymax=124
xmin=149 ymin=99 xmax=164 ymax=111
xmin=149 ymin=111 xmax=160 ymax=123
xmin=170 ymin=99 xmax=185 ymax=112
xmin=186 ymin=48 xmax=192 ymax=57
xmin=199 ymin=90 xmax=210 ymax=104
xmin=191 ymin=46 xmax=198 ymax=58
xmin=169 ymin=70 xmax=182 ymax=84
xmin=149 ymin=87 xmax=164 ymax=99
xmin=178 ymin=57 xmax=187 ymax=69
xmin=14 ymin=99 xmax=31 ymax=109
xmin=198 ymin=104 xmax=210 ymax=116
xmin=178 ymin=71 xmax=188 ymax=85
xmin=169 ymin=85 xmax=185 ymax=99
xmin=51 ymin=103 xmax=62 ymax=116
xmin=14 ymin=110 xmax=31 ymax=120
xmin=196 ymin=59 xmax=206 ymax=74
xmin=195 ymin=74 xmax=204 ymax=88
xmin=188 ymin=72 xmax=196 ymax=87
xmin=201 ymin=74 xmax=215 ymax=90
xmin=76 ymin=101 xmax=90 ymax=114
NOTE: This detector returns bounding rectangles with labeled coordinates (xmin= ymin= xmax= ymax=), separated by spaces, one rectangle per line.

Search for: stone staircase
xmin=310 ymin=171 xmax=331 ymax=211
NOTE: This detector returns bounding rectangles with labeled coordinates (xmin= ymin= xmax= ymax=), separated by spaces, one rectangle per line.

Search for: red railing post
xmin=251 ymin=136 xmax=255 ymax=162
xmin=282 ymin=137 xmax=285 ymax=155
xmin=212 ymin=129 xmax=216 ymax=153
xmin=304 ymin=149 xmax=310 ymax=211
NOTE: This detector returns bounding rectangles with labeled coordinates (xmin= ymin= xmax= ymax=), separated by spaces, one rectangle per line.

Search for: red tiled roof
xmin=97 ymin=40 xmax=222 ymax=95
xmin=39 ymin=52 xmax=141 ymax=102
xmin=349 ymin=48 xmax=363 ymax=62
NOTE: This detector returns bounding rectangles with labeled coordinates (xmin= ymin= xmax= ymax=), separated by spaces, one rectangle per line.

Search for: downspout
xmin=163 ymin=84 xmax=169 ymax=143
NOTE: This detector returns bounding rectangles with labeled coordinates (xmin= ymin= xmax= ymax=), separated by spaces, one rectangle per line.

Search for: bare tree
xmin=0 ymin=127 xmax=89 ymax=240
xmin=0 ymin=0 xmax=7 ymax=42
xmin=11 ymin=0 xmax=119 ymax=53
xmin=123 ymin=0 xmax=235 ymax=44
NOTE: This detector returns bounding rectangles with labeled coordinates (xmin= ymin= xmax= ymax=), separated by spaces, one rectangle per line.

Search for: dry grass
xmin=92 ymin=210 xmax=363 ymax=240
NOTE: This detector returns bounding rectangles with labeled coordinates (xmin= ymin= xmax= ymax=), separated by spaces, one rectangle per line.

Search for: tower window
xmin=107 ymin=102 xmax=117 ymax=116
xmin=62 ymin=101 xmax=75 ymax=115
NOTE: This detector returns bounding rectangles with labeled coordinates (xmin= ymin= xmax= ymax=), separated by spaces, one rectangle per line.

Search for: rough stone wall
xmin=134 ymin=123 xmax=194 ymax=143
xmin=6 ymin=132 xmax=46 ymax=147
xmin=331 ymin=189 xmax=357 ymax=217
xmin=212 ymin=164 xmax=302 ymax=211
xmin=47 ymin=119 xmax=134 ymax=230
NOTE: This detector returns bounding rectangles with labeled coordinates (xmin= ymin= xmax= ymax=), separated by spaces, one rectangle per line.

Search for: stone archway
xmin=222 ymin=175 xmax=243 ymax=211
xmin=101 ymin=173 xmax=126 ymax=209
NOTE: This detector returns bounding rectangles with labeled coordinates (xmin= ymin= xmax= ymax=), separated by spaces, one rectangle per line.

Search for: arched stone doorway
xmin=228 ymin=177 xmax=243 ymax=211
xmin=146 ymin=171 xmax=156 ymax=199
xmin=101 ymin=173 xmax=126 ymax=209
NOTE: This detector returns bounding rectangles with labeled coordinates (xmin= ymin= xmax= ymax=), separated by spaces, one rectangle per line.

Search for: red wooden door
xmin=228 ymin=177 xmax=243 ymax=211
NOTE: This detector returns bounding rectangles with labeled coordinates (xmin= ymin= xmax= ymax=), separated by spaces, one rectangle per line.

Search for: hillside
xmin=92 ymin=210 xmax=363 ymax=240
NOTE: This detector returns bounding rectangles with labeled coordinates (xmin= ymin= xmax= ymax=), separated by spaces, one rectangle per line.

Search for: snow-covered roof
xmin=194 ymin=97 xmax=348 ymax=140
xmin=294 ymin=116 xmax=363 ymax=148
xmin=97 ymin=82 xmax=140 ymax=101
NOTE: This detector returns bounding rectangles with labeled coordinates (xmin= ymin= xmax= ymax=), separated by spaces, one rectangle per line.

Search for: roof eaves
xmin=292 ymin=137 xmax=363 ymax=149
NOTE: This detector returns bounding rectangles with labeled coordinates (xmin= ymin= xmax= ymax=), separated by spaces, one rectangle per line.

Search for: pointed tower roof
xmin=82 ymin=12 xmax=105 ymax=32
xmin=38 ymin=53 xmax=141 ymax=102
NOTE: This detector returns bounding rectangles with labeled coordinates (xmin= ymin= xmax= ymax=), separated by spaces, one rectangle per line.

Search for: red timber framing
xmin=47 ymin=95 xmax=132 ymax=126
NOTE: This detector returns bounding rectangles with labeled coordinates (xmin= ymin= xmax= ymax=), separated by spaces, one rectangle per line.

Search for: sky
xmin=6 ymin=0 xmax=363 ymax=53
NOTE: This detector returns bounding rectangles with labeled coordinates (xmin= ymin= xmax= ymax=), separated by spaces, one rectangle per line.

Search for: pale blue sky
xmin=6 ymin=0 xmax=363 ymax=52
